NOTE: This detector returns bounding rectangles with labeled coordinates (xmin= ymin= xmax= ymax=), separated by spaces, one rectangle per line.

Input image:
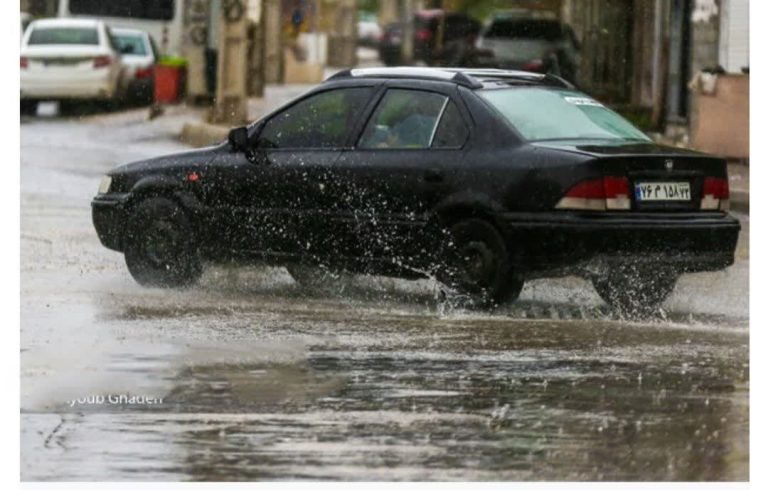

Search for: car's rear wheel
xmin=437 ymin=218 xmax=524 ymax=308
xmin=20 ymin=100 xmax=38 ymax=116
xmin=124 ymin=197 xmax=202 ymax=288
xmin=591 ymin=265 xmax=678 ymax=313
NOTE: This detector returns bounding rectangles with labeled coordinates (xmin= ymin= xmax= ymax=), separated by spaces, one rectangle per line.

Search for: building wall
xmin=564 ymin=0 xmax=634 ymax=103
xmin=718 ymin=0 xmax=748 ymax=72
xmin=20 ymin=0 xmax=57 ymax=17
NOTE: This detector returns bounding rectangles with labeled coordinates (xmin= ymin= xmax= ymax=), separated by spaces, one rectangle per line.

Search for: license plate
xmin=43 ymin=58 xmax=85 ymax=66
xmin=635 ymin=182 xmax=691 ymax=201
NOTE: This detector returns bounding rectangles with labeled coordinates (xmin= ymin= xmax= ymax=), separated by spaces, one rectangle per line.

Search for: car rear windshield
xmin=113 ymin=34 xmax=147 ymax=55
xmin=484 ymin=19 xmax=564 ymax=40
xmin=479 ymin=88 xmax=650 ymax=142
xmin=28 ymin=27 xmax=99 ymax=45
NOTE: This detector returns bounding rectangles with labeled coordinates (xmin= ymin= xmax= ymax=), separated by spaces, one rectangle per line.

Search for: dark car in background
xmin=379 ymin=9 xmax=481 ymax=66
xmin=92 ymin=68 xmax=739 ymax=311
xmin=378 ymin=21 xmax=405 ymax=66
xmin=478 ymin=17 xmax=581 ymax=82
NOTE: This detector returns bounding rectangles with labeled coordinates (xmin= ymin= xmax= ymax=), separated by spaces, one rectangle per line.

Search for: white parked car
xmin=357 ymin=13 xmax=382 ymax=47
xmin=20 ymin=18 xmax=124 ymax=113
xmin=111 ymin=27 xmax=159 ymax=103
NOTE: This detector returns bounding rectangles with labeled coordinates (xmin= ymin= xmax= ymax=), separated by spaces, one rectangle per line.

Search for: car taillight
xmin=93 ymin=55 xmax=112 ymax=68
xmin=523 ymin=59 xmax=545 ymax=72
xmin=135 ymin=66 xmax=154 ymax=79
xmin=415 ymin=28 xmax=432 ymax=42
xmin=20 ymin=56 xmax=29 ymax=69
xmin=701 ymin=177 xmax=730 ymax=211
xmin=556 ymin=176 xmax=631 ymax=211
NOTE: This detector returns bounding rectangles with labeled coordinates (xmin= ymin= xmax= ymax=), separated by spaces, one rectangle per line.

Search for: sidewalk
xmin=728 ymin=162 xmax=749 ymax=214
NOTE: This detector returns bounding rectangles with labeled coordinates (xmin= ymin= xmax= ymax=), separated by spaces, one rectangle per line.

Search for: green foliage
xmin=451 ymin=0 xmax=506 ymax=21
xmin=615 ymin=106 xmax=655 ymax=132
xmin=158 ymin=56 xmax=187 ymax=68
xmin=357 ymin=0 xmax=380 ymax=15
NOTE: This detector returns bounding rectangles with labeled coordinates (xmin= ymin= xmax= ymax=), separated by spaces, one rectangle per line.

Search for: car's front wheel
xmin=124 ymin=197 xmax=202 ymax=288
xmin=591 ymin=265 xmax=678 ymax=313
xmin=437 ymin=218 xmax=524 ymax=308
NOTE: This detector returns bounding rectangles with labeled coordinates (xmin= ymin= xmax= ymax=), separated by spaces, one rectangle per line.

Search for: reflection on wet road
xmin=20 ymin=109 xmax=748 ymax=481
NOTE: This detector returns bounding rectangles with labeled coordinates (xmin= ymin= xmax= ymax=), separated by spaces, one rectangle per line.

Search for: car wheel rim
xmin=143 ymin=219 xmax=182 ymax=268
xmin=456 ymin=240 xmax=495 ymax=288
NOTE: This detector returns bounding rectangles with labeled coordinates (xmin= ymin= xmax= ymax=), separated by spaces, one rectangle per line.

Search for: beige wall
xmin=690 ymin=74 xmax=749 ymax=158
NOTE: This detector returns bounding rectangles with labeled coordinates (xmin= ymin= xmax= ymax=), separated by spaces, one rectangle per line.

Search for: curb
xmin=180 ymin=121 xmax=230 ymax=148
xmin=731 ymin=190 xmax=749 ymax=214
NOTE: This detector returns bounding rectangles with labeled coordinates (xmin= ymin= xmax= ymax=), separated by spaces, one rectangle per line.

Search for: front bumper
xmin=498 ymin=211 xmax=741 ymax=276
xmin=92 ymin=194 xmax=130 ymax=252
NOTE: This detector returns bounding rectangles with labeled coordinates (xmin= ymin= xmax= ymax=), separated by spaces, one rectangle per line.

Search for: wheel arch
xmin=429 ymin=191 xmax=507 ymax=229
xmin=126 ymin=176 xmax=203 ymax=213
xmin=122 ymin=176 xmax=206 ymax=240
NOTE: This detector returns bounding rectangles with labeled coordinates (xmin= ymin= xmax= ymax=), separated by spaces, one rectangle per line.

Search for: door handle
xmin=423 ymin=169 xmax=444 ymax=183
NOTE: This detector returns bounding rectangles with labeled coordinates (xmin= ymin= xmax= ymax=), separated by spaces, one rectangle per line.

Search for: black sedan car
xmin=92 ymin=67 xmax=740 ymax=310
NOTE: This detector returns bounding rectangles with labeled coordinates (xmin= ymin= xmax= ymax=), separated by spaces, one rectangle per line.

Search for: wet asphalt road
xmin=20 ymin=105 xmax=749 ymax=481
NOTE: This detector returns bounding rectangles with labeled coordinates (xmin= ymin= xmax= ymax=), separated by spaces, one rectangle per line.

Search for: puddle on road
xmin=22 ymin=265 xmax=749 ymax=481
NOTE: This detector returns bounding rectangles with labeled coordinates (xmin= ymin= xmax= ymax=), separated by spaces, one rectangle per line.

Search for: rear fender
xmin=431 ymin=191 xmax=506 ymax=228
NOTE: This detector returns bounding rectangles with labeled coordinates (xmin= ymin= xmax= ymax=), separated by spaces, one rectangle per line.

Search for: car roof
xmin=30 ymin=18 xmax=103 ymax=29
xmin=326 ymin=67 xmax=574 ymax=90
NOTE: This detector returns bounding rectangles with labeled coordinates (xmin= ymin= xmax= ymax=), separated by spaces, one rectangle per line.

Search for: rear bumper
xmin=498 ymin=211 xmax=741 ymax=275
xmin=21 ymin=71 xmax=117 ymax=100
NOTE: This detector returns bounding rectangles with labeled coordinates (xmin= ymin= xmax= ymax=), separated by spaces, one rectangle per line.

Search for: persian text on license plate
xmin=635 ymin=182 xmax=691 ymax=201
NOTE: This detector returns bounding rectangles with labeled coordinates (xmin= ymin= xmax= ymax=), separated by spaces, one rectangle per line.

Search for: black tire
xmin=20 ymin=100 xmax=38 ymax=116
xmin=437 ymin=218 xmax=524 ymax=308
xmin=124 ymin=197 xmax=202 ymax=288
xmin=591 ymin=265 xmax=678 ymax=313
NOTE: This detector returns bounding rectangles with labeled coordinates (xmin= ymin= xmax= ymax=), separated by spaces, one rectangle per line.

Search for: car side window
xmin=358 ymin=89 xmax=448 ymax=149
xmin=256 ymin=87 xmax=373 ymax=149
xmin=432 ymin=100 xmax=468 ymax=148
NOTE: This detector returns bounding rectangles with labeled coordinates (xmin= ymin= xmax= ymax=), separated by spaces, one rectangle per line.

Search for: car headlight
xmin=98 ymin=175 xmax=112 ymax=194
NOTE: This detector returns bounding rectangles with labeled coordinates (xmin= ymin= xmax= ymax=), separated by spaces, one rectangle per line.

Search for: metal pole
xmin=401 ymin=0 xmax=415 ymax=64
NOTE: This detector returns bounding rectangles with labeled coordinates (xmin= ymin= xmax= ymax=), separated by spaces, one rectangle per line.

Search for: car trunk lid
xmin=535 ymin=141 xmax=728 ymax=212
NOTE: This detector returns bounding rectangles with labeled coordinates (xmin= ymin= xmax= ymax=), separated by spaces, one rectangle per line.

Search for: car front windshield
xmin=28 ymin=27 xmax=99 ymax=45
xmin=113 ymin=34 xmax=147 ymax=55
xmin=479 ymin=87 xmax=650 ymax=142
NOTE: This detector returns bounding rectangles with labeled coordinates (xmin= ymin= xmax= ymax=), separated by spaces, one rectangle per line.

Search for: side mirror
xmin=228 ymin=126 xmax=250 ymax=152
